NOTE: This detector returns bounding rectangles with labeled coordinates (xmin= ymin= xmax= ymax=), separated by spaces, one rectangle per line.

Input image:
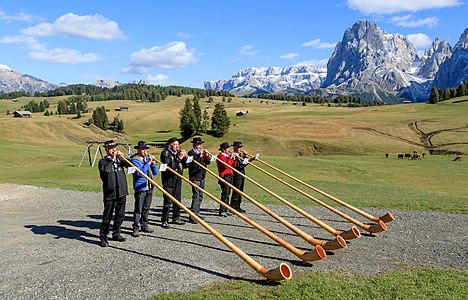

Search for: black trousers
xmin=230 ymin=176 xmax=245 ymax=208
xmin=133 ymin=190 xmax=153 ymax=229
xmin=218 ymin=175 xmax=233 ymax=213
xmin=100 ymin=196 xmax=126 ymax=238
xmin=162 ymin=184 xmax=182 ymax=222
xmin=190 ymin=180 xmax=204 ymax=216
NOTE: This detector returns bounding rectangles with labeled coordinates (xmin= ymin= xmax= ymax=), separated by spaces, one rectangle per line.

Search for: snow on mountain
xmin=204 ymin=65 xmax=327 ymax=96
xmin=416 ymin=38 xmax=452 ymax=79
xmin=93 ymin=79 xmax=122 ymax=88
xmin=0 ymin=65 xmax=57 ymax=94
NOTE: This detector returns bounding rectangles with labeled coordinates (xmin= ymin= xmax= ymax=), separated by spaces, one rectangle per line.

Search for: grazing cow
xmin=385 ymin=153 xmax=389 ymax=158
xmin=412 ymin=152 xmax=421 ymax=160
xmin=405 ymin=153 xmax=412 ymax=159
xmin=454 ymin=154 xmax=462 ymax=161
xmin=397 ymin=153 xmax=404 ymax=159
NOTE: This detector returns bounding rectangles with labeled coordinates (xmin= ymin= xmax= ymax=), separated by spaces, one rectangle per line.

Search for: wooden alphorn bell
xmin=121 ymin=156 xmax=292 ymax=281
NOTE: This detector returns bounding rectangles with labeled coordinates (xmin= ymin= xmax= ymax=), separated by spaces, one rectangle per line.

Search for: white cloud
xmin=27 ymin=48 xmax=102 ymax=64
xmin=347 ymin=0 xmax=461 ymax=15
xmin=295 ymin=59 xmax=329 ymax=66
xmin=391 ymin=15 xmax=438 ymax=28
xmin=126 ymin=41 xmax=198 ymax=73
xmin=240 ymin=44 xmax=260 ymax=56
xmin=407 ymin=33 xmax=432 ymax=48
xmin=0 ymin=34 xmax=101 ymax=64
xmin=280 ymin=53 xmax=299 ymax=60
xmin=21 ymin=13 xmax=126 ymax=41
xmin=0 ymin=35 xmax=46 ymax=51
xmin=146 ymin=74 xmax=170 ymax=85
xmin=0 ymin=8 xmax=40 ymax=23
xmin=302 ymin=39 xmax=336 ymax=49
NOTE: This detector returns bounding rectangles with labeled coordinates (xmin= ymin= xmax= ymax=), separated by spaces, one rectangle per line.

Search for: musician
xmin=130 ymin=141 xmax=158 ymax=237
xmin=230 ymin=141 xmax=254 ymax=213
xmin=216 ymin=142 xmax=236 ymax=217
xmin=160 ymin=137 xmax=187 ymax=228
xmin=187 ymin=137 xmax=211 ymax=224
xmin=98 ymin=140 xmax=131 ymax=247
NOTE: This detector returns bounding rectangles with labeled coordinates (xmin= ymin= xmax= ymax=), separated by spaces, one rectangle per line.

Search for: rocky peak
xmin=433 ymin=28 xmax=468 ymax=89
xmin=417 ymin=37 xmax=452 ymax=79
xmin=454 ymin=28 xmax=468 ymax=50
xmin=323 ymin=19 xmax=418 ymax=94
xmin=0 ymin=65 xmax=57 ymax=94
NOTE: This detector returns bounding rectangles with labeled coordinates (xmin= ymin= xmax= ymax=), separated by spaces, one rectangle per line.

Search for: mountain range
xmin=205 ymin=20 xmax=468 ymax=103
xmin=1 ymin=19 xmax=467 ymax=103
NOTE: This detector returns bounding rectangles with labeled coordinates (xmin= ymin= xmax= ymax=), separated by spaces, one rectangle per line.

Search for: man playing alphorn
xmin=187 ymin=137 xmax=211 ymax=224
xmin=216 ymin=142 xmax=236 ymax=217
xmin=230 ymin=141 xmax=254 ymax=213
xmin=160 ymin=137 xmax=187 ymax=228
xmin=130 ymin=141 xmax=158 ymax=237
xmin=98 ymin=140 xmax=131 ymax=247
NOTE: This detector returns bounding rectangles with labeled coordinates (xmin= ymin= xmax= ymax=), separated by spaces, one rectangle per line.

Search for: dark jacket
xmin=233 ymin=152 xmax=248 ymax=178
xmin=187 ymin=149 xmax=211 ymax=181
xmin=160 ymin=148 xmax=185 ymax=187
xmin=98 ymin=156 xmax=130 ymax=201
xmin=131 ymin=154 xmax=159 ymax=192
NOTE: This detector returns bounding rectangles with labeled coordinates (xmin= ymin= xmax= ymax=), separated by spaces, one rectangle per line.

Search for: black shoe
xmin=99 ymin=237 xmax=109 ymax=247
xmin=237 ymin=207 xmax=246 ymax=213
xmin=162 ymin=221 xmax=170 ymax=229
xmin=140 ymin=226 xmax=154 ymax=233
xmin=172 ymin=219 xmax=185 ymax=225
xmin=132 ymin=228 xmax=140 ymax=237
xmin=112 ymin=234 xmax=126 ymax=242
xmin=188 ymin=218 xmax=198 ymax=224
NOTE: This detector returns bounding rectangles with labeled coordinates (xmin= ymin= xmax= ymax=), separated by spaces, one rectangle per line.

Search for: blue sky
xmin=0 ymin=0 xmax=466 ymax=88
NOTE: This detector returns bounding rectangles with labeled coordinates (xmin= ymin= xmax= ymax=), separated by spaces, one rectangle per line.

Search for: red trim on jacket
xmin=217 ymin=153 xmax=236 ymax=177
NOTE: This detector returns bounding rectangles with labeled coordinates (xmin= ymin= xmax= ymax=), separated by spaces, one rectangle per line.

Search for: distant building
xmin=115 ymin=106 xmax=129 ymax=111
xmin=85 ymin=108 xmax=93 ymax=113
xmin=13 ymin=111 xmax=32 ymax=118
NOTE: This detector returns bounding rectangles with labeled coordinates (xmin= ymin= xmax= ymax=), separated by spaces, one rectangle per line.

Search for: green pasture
xmin=1 ymin=95 xmax=467 ymax=298
xmin=152 ymin=268 xmax=468 ymax=300
xmin=0 ymin=96 xmax=467 ymax=213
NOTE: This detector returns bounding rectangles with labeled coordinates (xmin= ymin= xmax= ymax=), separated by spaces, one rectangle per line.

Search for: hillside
xmin=1 ymin=95 xmax=467 ymax=156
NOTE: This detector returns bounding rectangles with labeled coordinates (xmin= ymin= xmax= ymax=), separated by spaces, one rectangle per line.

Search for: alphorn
xmin=153 ymin=157 xmax=326 ymax=263
xmin=208 ymin=152 xmax=360 ymax=240
xmin=120 ymin=156 xmax=292 ymax=281
xmin=245 ymin=152 xmax=395 ymax=224
xmin=238 ymin=154 xmax=387 ymax=234
xmin=192 ymin=158 xmax=346 ymax=251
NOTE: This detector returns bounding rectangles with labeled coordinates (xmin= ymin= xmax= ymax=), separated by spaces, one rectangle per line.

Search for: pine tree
xmin=92 ymin=106 xmax=109 ymax=130
xmin=201 ymin=109 xmax=210 ymax=133
xmin=429 ymin=87 xmax=440 ymax=104
xmin=179 ymin=98 xmax=198 ymax=138
xmin=193 ymin=97 xmax=202 ymax=131
xmin=211 ymin=102 xmax=230 ymax=137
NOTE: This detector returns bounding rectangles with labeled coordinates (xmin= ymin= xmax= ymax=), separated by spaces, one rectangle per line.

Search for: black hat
xmin=103 ymin=140 xmax=117 ymax=148
xmin=166 ymin=137 xmax=180 ymax=145
xmin=191 ymin=137 xmax=204 ymax=144
xmin=232 ymin=141 xmax=243 ymax=147
xmin=134 ymin=141 xmax=149 ymax=149
xmin=218 ymin=141 xmax=230 ymax=150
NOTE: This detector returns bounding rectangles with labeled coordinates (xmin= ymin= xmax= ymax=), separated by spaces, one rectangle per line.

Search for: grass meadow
xmin=0 ymin=95 xmax=467 ymax=298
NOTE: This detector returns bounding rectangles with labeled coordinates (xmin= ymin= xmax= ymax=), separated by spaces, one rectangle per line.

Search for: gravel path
xmin=0 ymin=183 xmax=467 ymax=300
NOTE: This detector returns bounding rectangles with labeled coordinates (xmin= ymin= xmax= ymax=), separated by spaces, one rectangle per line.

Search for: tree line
xmin=33 ymin=83 xmax=233 ymax=102
xmin=251 ymin=93 xmax=383 ymax=106
xmin=429 ymin=81 xmax=468 ymax=104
